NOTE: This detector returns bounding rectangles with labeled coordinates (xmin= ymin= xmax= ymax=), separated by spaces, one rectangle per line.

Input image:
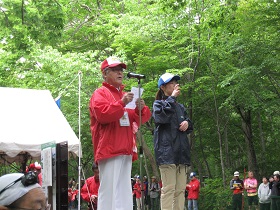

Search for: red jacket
xmin=38 ymin=173 xmax=42 ymax=186
xmin=81 ymin=176 xmax=100 ymax=202
xmin=186 ymin=178 xmax=200 ymax=200
xmin=133 ymin=182 xmax=146 ymax=199
xmin=89 ymin=82 xmax=151 ymax=163
xmin=68 ymin=188 xmax=72 ymax=203
xmin=71 ymin=189 xmax=78 ymax=201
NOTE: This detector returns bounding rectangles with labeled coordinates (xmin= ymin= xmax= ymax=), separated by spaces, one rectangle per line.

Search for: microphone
xmin=127 ymin=72 xmax=146 ymax=79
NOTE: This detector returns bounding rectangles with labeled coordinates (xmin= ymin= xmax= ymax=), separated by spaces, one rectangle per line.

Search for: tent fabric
xmin=0 ymin=87 xmax=80 ymax=163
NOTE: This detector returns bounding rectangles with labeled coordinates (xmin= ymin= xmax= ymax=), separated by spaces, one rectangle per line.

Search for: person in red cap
xmin=89 ymin=56 xmax=151 ymax=210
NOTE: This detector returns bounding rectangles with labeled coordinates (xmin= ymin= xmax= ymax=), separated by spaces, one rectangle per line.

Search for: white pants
xmin=136 ymin=197 xmax=142 ymax=210
xmin=97 ymin=155 xmax=133 ymax=210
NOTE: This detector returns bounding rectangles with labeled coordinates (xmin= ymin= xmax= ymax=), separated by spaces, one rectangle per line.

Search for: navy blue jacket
xmin=153 ymin=96 xmax=193 ymax=166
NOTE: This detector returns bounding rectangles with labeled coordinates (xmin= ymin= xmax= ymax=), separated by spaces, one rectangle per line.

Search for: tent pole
xmin=78 ymin=71 xmax=82 ymax=210
xmin=21 ymin=153 xmax=28 ymax=173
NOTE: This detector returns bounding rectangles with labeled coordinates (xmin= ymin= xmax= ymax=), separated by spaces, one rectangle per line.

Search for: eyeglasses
xmin=7 ymin=204 xmax=51 ymax=210
xmin=106 ymin=67 xmax=124 ymax=72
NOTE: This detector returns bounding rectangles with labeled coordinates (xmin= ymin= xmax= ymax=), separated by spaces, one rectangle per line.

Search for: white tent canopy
xmin=0 ymin=87 xmax=80 ymax=163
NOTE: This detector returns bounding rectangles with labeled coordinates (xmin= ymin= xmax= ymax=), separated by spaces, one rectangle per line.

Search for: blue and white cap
xmin=190 ymin=172 xmax=196 ymax=178
xmin=158 ymin=73 xmax=180 ymax=88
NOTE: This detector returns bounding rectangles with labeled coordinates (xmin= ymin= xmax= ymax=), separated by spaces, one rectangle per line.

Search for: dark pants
xmin=271 ymin=197 xmax=280 ymax=210
xmin=248 ymin=195 xmax=258 ymax=206
xmin=260 ymin=203 xmax=271 ymax=210
xmin=232 ymin=193 xmax=243 ymax=210
xmin=133 ymin=195 xmax=137 ymax=210
xmin=271 ymin=199 xmax=280 ymax=210
xmin=88 ymin=202 xmax=97 ymax=210
xmin=150 ymin=197 xmax=159 ymax=210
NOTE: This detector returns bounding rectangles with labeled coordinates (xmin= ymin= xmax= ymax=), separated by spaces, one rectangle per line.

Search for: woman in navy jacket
xmin=153 ymin=73 xmax=193 ymax=210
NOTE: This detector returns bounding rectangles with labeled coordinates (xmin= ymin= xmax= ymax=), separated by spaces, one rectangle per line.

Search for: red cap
xmin=101 ymin=56 xmax=126 ymax=71
xmin=28 ymin=163 xmax=35 ymax=170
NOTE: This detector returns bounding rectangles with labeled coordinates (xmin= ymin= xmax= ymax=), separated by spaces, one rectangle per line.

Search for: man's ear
xmin=0 ymin=206 xmax=9 ymax=210
xmin=102 ymin=71 xmax=107 ymax=77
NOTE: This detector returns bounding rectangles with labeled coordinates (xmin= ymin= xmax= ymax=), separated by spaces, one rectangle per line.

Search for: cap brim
xmin=165 ymin=75 xmax=180 ymax=84
xmin=107 ymin=63 xmax=126 ymax=69
xmin=173 ymin=75 xmax=180 ymax=80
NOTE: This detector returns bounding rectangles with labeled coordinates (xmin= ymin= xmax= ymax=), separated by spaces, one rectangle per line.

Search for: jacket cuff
xmin=167 ymin=96 xmax=176 ymax=103
xmin=119 ymin=99 xmax=126 ymax=107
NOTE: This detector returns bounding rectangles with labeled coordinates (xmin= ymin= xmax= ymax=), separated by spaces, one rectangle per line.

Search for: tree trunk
xmin=212 ymin=86 xmax=226 ymax=187
xmin=224 ymin=126 xmax=231 ymax=168
xmin=192 ymin=137 xmax=203 ymax=178
xmin=236 ymin=106 xmax=259 ymax=179
xmin=197 ymin=125 xmax=212 ymax=178
xmin=136 ymin=132 xmax=159 ymax=179
xmin=258 ymin=110 xmax=266 ymax=174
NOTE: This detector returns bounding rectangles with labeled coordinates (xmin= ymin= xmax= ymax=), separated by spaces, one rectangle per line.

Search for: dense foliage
xmin=1 ymin=0 xmax=279 ymax=208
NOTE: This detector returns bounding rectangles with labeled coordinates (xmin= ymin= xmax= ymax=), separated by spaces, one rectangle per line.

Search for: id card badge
xmin=119 ymin=111 xmax=130 ymax=126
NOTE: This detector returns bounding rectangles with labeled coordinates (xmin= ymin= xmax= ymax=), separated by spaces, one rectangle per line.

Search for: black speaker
xmin=56 ymin=141 xmax=68 ymax=210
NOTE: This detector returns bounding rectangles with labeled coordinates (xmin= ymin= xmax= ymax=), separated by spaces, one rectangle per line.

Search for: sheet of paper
xmin=125 ymin=87 xmax=144 ymax=109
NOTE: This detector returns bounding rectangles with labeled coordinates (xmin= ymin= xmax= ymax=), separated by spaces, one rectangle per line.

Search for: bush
xmin=199 ymin=178 xmax=233 ymax=210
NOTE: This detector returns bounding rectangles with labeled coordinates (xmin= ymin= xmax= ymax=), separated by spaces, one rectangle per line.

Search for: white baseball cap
xmin=273 ymin=171 xmax=280 ymax=175
xmin=234 ymin=171 xmax=240 ymax=176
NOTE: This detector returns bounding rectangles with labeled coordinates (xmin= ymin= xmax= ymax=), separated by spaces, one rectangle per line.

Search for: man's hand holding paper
xmin=125 ymin=87 xmax=144 ymax=109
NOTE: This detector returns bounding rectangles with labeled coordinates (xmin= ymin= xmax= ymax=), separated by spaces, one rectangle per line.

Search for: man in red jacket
xmin=81 ymin=163 xmax=100 ymax=210
xmin=186 ymin=172 xmax=200 ymax=210
xmin=89 ymin=56 xmax=151 ymax=210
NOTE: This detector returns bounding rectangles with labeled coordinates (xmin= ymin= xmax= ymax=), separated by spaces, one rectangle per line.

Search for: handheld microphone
xmin=127 ymin=72 xmax=146 ymax=79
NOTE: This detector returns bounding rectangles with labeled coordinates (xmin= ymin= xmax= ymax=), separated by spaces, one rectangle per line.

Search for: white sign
xmin=42 ymin=147 xmax=53 ymax=187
